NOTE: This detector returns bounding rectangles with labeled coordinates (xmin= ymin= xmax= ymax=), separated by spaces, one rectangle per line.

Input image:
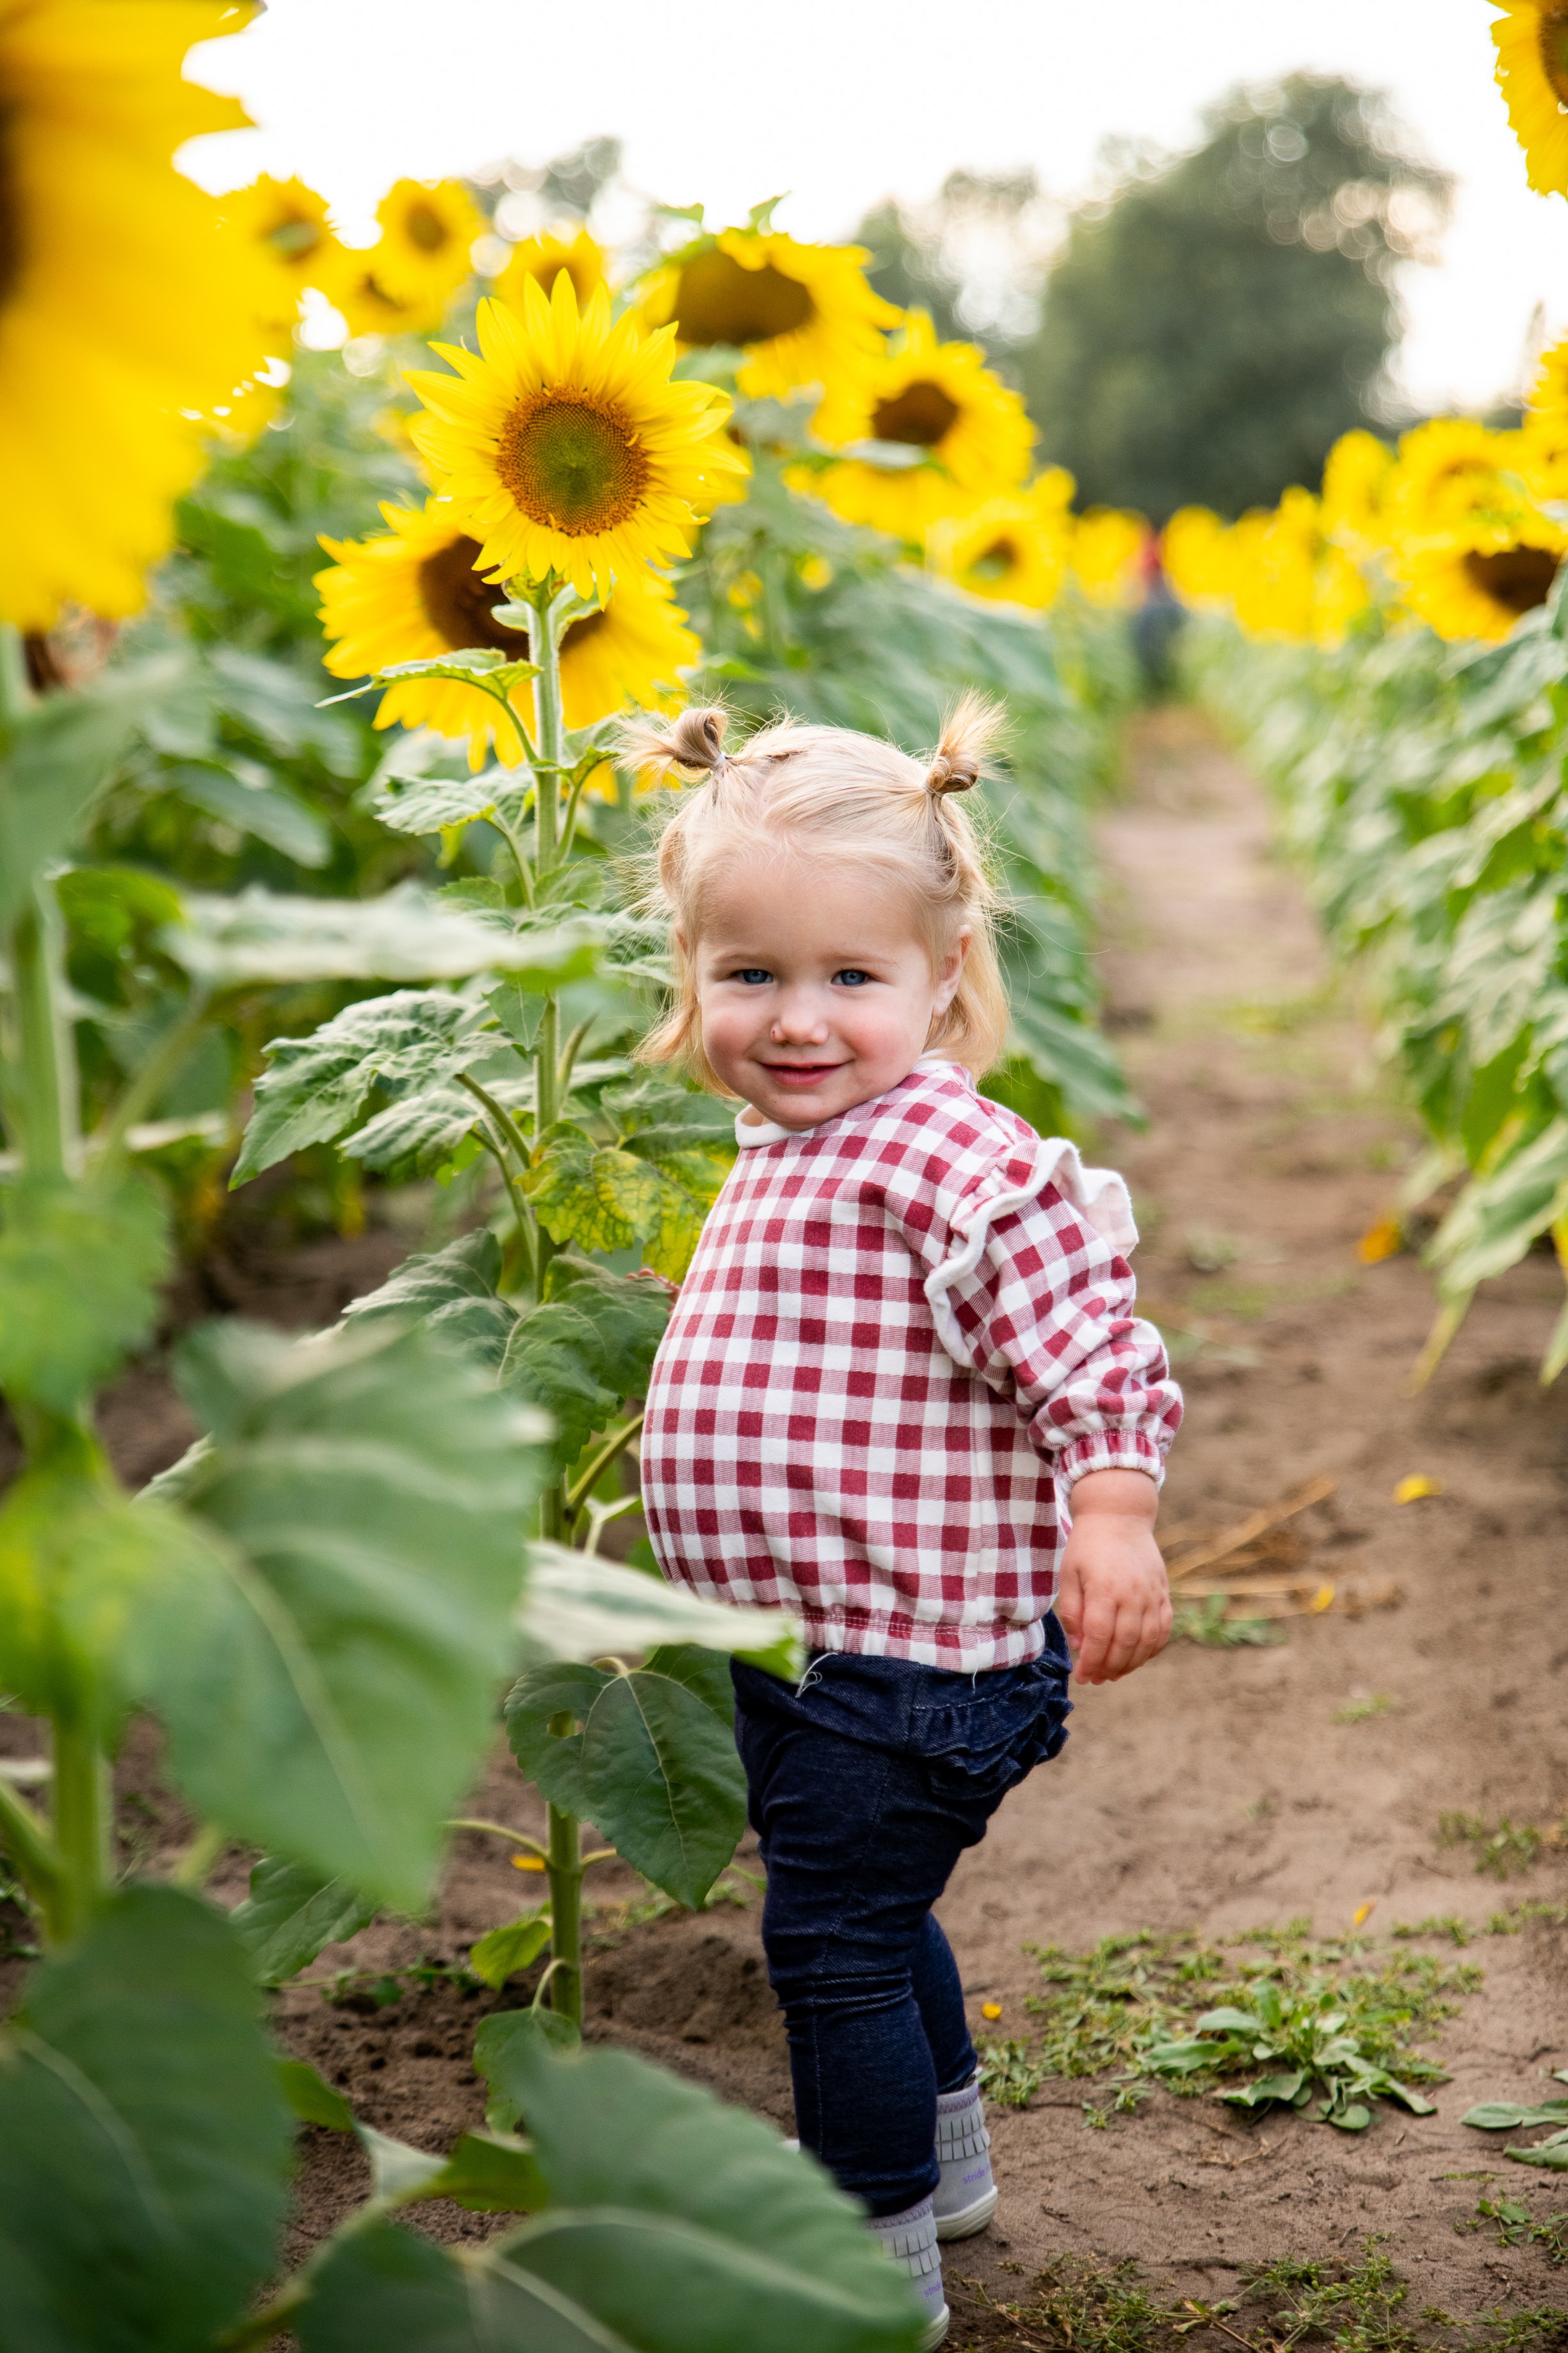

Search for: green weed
xmin=1172 ymin=1593 xmax=1284 ymax=1649
xmin=1394 ymin=1917 xmax=1475 ymax=1948
xmin=1336 ymin=1694 xmax=1394 ymax=1724
xmin=992 ymin=1924 xmax=1476 ymax=2126
xmin=1486 ymin=1903 xmax=1568 ymax=1935
xmin=1463 ymin=2200 xmax=1568 ymax=2265
xmin=1438 ymin=1815 xmax=1567 ymax=1880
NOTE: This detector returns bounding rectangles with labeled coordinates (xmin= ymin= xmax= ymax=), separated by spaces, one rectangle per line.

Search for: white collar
xmin=733 ymin=1057 xmax=955 ymax=1149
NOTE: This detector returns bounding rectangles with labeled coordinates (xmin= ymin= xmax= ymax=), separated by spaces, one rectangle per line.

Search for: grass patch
xmin=976 ymin=1921 xmax=1478 ymax=2129
xmin=1336 ymin=1694 xmax=1394 ymax=1725
xmin=1438 ymin=1816 xmax=1568 ymax=1880
xmin=948 ymin=2240 xmax=1568 ymax=2353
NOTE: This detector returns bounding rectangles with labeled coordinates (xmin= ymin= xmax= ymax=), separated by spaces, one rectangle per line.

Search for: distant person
xmin=633 ymin=697 xmax=1181 ymax=2351
xmin=1134 ymin=536 xmax=1185 ymax=697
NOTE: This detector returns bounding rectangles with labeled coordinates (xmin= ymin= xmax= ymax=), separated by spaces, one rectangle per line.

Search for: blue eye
xmin=835 ymin=968 xmax=872 ymax=987
xmin=733 ymin=968 xmax=772 ymax=985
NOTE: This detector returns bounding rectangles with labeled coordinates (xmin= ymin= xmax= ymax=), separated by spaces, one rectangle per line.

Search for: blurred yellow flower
xmin=1225 ymin=489 xmax=1371 ymax=646
xmin=1320 ymin=430 xmax=1394 ymax=555
xmin=316 ymin=498 xmax=699 ymax=767
xmin=927 ymin=471 xmax=1075 ymax=610
xmin=1491 ymin=1 xmax=1568 ymax=195
xmin=1161 ymin=507 xmax=1234 ymax=610
xmin=0 ymin=0 xmax=270 ymax=627
xmin=1398 ymin=510 xmax=1567 ymax=641
xmin=636 ymin=224 xmax=896 ymax=402
xmin=1383 ymin=418 xmax=1524 ymax=544
xmin=1391 ymin=1474 xmax=1443 ymax=1504
xmin=1357 ymin=1214 xmax=1404 ymax=1265
xmin=1070 ymin=508 xmax=1149 ymax=608
xmin=335 ymin=263 xmax=440 ymax=339
xmin=406 ymin=276 xmax=746 ymax=599
xmin=368 ymin=177 xmax=482 ymax=322
xmin=221 ymin=174 xmax=348 ymax=336
xmin=807 ymin=311 xmax=1035 ymax=540
xmin=980 ymin=2002 xmax=1003 ymax=2021
xmin=496 ymin=225 xmax=609 ymax=314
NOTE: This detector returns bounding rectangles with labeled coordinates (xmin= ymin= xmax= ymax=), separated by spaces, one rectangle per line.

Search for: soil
xmin=8 ymin=708 xmax=1568 ymax=2342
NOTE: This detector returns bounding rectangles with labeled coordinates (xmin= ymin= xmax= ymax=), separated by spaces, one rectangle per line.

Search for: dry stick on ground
xmin=1161 ymin=1473 xmax=1337 ymax=1584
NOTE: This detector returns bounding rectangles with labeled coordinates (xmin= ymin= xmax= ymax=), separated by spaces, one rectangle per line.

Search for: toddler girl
xmin=633 ymin=697 xmax=1181 ymax=2350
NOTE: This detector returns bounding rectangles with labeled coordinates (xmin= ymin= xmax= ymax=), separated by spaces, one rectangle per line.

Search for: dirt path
xmin=15 ymin=710 xmax=1568 ymax=2331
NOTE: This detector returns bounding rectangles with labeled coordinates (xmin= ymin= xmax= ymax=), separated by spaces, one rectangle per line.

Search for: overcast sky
xmin=184 ymin=0 xmax=1568 ymax=414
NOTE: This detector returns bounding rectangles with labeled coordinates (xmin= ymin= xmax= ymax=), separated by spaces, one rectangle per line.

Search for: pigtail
xmin=618 ymin=703 xmax=731 ymax=786
xmin=925 ymin=690 xmax=1006 ymax=797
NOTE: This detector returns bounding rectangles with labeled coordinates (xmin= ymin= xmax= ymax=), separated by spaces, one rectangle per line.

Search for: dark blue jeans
xmin=731 ymin=1619 xmax=1072 ymax=2218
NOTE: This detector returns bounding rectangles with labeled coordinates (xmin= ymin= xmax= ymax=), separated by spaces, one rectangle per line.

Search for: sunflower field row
xmin=0 ymin=5 xmax=1152 ymax=2343
xmin=1158 ymin=305 xmax=1568 ymax=1384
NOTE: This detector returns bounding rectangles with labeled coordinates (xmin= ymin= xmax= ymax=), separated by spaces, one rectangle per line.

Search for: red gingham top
xmin=641 ymin=1060 xmax=1181 ymax=1670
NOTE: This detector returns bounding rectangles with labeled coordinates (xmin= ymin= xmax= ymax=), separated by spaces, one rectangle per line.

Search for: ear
xmin=931 ymin=927 xmax=971 ymax=1018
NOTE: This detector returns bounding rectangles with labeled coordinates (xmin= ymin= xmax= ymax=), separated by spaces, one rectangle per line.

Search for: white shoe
xmin=932 ymin=2077 xmax=997 ymax=2241
xmin=868 ymin=2195 xmax=949 ymax=2349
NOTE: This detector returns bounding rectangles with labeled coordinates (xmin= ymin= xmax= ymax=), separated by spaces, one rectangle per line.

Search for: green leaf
xmin=501 ymin=1304 xmax=623 ymax=1467
xmin=361 ymin=648 xmax=539 ymax=705
xmin=503 ymin=1661 xmax=610 ymax=1818
xmin=0 ymin=1885 xmax=290 ymax=2351
xmin=166 ymin=760 xmax=330 ymax=867
xmin=129 ymin=1319 xmax=543 ymax=1911
xmin=231 ymin=1857 xmax=379 ymax=1986
xmin=430 ymin=2131 xmax=552 ymax=2214
xmin=234 ymin=989 xmax=496 ymax=1182
xmin=1218 ymin=2069 xmax=1307 ymax=2108
xmin=0 ymin=1173 xmax=168 ymax=1414
xmin=0 ymin=657 xmax=186 ymax=929
xmin=580 ymin=1670 xmax=747 ymax=1909
xmin=298 ymin=2219 xmax=634 ymax=2352
xmin=480 ymin=2037 xmax=925 ymax=2353
xmin=642 ymin=1643 xmax=737 ymax=1725
xmin=359 ymin=2124 xmax=449 ymax=2202
xmin=341 ymin=1229 xmax=521 ymax=1372
xmin=469 ymin=1912 xmax=553 ymax=1991
xmin=524 ymin=1122 xmax=714 ymax=1280
xmin=515 ymin=1547 xmax=802 ymax=1679
xmin=367 ymin=763 xmax=530 ymax=838
xmin=474 ymin=2006 xmax=583 ymax=2133
xmin=277 ymin=2056 xmax=356 ymax=2131
xmin=544 ymin=1256 xmax=674 ymax=1394
xmin=506 ymin=1662 xmax=746 ymax=1909
xmin=0 ymin=1473 xmax=226 ymax=1732
xmin=1465 ymin=2100 xmax=1568 ymax=2131
xmin=163 ymin=883 xmax=592 ymax=988
xmin=1507 ymin=2135 xmax=1568 ymax=2170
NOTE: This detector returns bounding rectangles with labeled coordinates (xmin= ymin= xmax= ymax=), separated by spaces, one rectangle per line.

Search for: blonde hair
xmin=624 ymin=692 xmax=1011 ymax=1092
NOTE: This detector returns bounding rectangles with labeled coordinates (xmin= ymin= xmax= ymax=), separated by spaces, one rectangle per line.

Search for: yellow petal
xmin=512 ymin=1853 xmax=547 ymax=1871
xmin=1352 ymin=1900 xmax=1377 ymax=1928
xmin=1392 ymin=1474 xmax=1443 ymax=1504
xmin=981 ymin=2001 xmax=1003 ymax=2021
xmin=1357 ymin=1216 xmax=1403 ymax=1265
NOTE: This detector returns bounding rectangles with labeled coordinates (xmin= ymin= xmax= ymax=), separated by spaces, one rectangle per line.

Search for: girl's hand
xmin=1055 ymin=1469 xmax=1170 ymax=1685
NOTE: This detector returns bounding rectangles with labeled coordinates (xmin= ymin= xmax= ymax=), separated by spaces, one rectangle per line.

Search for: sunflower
xmin=1161 ymin=507 xmax=1233 ymax=609
xmin=1397 ymin=510 xmax=1568 ymax=642
xmin=316 ymin=498 xmax=699 ymax=767
xmin=806 ymin=311 xmax=1035 ymax=540
xmin=1521 ymin=334 xmax=1568 ymax=496
xmin=220 ymin=174 xmax=348 ymax=336
xmin=926 ymin=470 xmax=1075 ymax=608
xmin=634 ymin=225 xmax=897 ymax=401
xmin=1222 ymin=489 xmax=1371 ymax=646
xmin=1320 ymin=429 xmax=1394 ymax=553
xmin=496 ymin=226 xmax=609 ymax=314
xmin=335 ymin=264 xmax=441 ymax=340
xmin=366 ymin=178 xmax=482 ymax=319
xmin=405 ymin=275 xmax=747 ymax=599
xmin=1070 ymin=509 xmax=1149 ymax=607
xmin=1382 ymin=417 xmax=1524 ymax=542
xmin=1492 ymin=2 xmax=1568 ymax=195
xmin=0 ymin=0 xmax=269 ymax=628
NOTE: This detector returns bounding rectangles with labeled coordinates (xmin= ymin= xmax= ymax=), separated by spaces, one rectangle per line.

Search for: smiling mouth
xmin=760 ymin=1060 xmax=846 ymax=1083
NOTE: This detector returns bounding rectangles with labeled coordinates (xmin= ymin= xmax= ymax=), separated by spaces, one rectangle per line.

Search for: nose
xmin=770 ymin=988 xmax=829 ymax=1045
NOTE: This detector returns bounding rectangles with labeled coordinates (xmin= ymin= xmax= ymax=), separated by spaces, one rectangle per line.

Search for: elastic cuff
xmin=1056 ymin=1435 xmax=1165 ymax=1491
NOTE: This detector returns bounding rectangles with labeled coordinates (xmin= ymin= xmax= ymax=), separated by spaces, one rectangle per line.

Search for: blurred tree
xmin=1017 ymin=76 xmax=1450 ymax=521
xmin=856 ymin=169 xmax=1056 ymax=356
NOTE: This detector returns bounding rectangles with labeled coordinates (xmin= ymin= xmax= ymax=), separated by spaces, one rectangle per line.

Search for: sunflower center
xmin=672 ymin=249 xmax=814 ymax=347
xmin=406 ymin=200 xmax=453 ymax=254
xmin=1539 ymin=10 xmax=1568 ymax=104
xmin=1464 ymin=544 xmax=1560 ymax=615
xmin=497 ymin=394 xmax=651 ymax=537
xmin=971 ymin=537 xmax=1019 ymax=581
xmin=873 ymin=380 xmax=962 ymax=448
xmin=270 ymin=213 xmax=324 ymax=263
xmin=418 ymin=535 xmax=533 ymax=653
